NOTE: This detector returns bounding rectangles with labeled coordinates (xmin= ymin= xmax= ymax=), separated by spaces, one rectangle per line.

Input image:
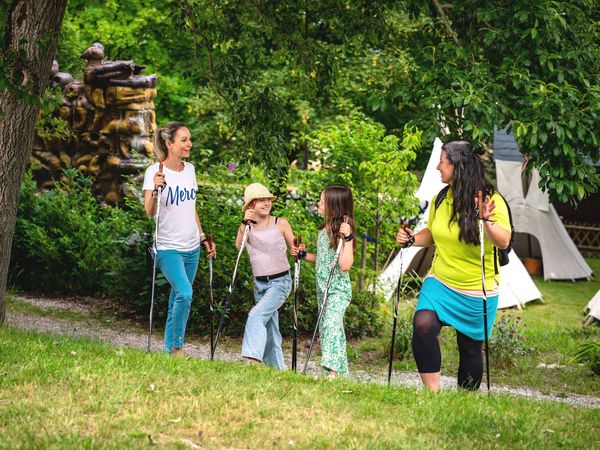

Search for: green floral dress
xmin=316 ymin=229 xmax=352 ymax=377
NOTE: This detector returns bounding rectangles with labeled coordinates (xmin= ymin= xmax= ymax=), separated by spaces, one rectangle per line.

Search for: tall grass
xmin=1 ymin=327 xmax=598 ymax=449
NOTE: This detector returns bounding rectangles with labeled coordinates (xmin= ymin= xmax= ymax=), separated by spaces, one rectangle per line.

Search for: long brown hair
xmin=442 ymin=139 xmax=494 ymax=245
xmin=319 ymin=184 xmax=356 ymax=250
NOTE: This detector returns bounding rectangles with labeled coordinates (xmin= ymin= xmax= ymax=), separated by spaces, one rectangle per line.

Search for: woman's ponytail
xmin=153 ymin=121 xmax=186 ymax=162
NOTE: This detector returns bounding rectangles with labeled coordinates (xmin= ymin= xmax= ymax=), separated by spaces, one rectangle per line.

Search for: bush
xmin=10 ymin=170 xmax=152 ymax=302
xmin=490 ymin=313 xmax=528 ymax=368
xmin=381 ymin=310 xmax=413 ymax=361
xmin=571 ymin=341 xmax=600 ymax=376
xmin=345 ymin=291 xmax=385 ymax=339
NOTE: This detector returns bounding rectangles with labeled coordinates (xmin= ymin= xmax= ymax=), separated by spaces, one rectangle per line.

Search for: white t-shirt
xmin=143 ymin=162 xmax=200 ymax=251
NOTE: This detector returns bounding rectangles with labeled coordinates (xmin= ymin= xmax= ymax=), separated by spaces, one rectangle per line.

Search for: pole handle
xmin=478 ymin=190 xmax=484 ymax=219
xmin=400 ymin=219 xmax=414 ymax=248
xmin=157 ymin=162 xmax=167 ymax=190
xmin=293 ymin=235 xmax=302 ymax=261
xmin=338 ymin=215 xmax=350 ymax=237
xmin=207 ymin=233 xmax=214 ymax=258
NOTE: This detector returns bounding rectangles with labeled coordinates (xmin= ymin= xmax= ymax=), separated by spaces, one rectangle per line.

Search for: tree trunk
xmin=372 ymin=191 xmax=380 ymax=295
xmin=0 ymin=0 xmax=67 ymax=325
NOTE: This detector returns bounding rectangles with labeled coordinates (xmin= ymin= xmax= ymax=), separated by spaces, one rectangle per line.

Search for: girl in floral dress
xmin=292 ymin=184 xmax=355 ymax=378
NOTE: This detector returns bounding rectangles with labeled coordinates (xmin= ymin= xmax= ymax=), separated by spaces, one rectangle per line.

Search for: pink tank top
xmin=245 ymin=217 xmax=290 ymax=277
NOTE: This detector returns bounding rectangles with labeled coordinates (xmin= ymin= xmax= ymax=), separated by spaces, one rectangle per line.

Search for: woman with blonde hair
xmin=143 ymin=121 xmax=216 ymax=356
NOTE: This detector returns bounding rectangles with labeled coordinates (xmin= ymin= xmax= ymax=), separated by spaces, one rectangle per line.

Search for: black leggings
xmin=412 ymin=309 xmax=483 ymax=390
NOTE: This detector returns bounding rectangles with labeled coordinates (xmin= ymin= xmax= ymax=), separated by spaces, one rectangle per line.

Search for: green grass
xmin=0 ymin=327 xmax=598 ymax=449
xmin=5 ymin=259 xmax=600 ymax=400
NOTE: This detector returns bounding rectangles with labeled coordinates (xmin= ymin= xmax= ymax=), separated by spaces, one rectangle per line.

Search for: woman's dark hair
xmin=442 ymin=139 xmax=494 ymax=245
xmin=153 ymin=121 xmax=187 ymax=161
xmin=319 ymin=184 xmax=356 ymax=250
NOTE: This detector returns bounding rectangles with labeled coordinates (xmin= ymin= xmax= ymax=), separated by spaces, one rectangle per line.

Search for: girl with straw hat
xmin=236 ymin=183 xmax=296 ymax=369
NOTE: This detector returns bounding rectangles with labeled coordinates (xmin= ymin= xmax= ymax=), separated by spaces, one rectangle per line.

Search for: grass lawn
xmin=362 ymin=258 xmax=600 ymax=396
xmin=1 ymin=327 xmax=599 ymax=449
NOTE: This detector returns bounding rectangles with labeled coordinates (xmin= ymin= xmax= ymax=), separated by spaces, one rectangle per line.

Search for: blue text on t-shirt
xmin=165 ymin=185 xmax=197 ymax=207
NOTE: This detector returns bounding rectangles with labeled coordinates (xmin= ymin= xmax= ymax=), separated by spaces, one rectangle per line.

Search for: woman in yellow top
xmin=396 ymin=139 xmax=511 ymax=392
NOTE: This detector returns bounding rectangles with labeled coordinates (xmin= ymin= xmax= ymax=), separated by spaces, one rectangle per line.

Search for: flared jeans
xmin=156 ymin=246 xmax=200 ymax=353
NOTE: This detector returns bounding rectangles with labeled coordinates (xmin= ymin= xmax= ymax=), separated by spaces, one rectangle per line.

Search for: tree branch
xmin=431 ymin=0 xmax=459 ymax=44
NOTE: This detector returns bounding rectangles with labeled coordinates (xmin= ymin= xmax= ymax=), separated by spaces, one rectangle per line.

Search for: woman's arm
xmin=144 ymin=189 xmax=158 ymax=216
xmin=290 ymin=242 xmax=315 ymax=264
xmin=235 ymin=208 xmax=255 ymax=250
xmin=338 ymin=222 xmax=354 ymax=272
xmin=304 ymin=252 xmax=316 ymax=264
xmin=396 ymin=226 xmax=434 ymax=248
xmin=480 ymin=195 xmax=511 ymax=249
xmin=143 ymin=171 xmax=165 ymax=216
xmin=483 ymin=220 xmax=511 ymax=249
xmin=338 ymin=239 xmax=354 ymax=272
xmin=196 ymin=211 xmax=216 ymax=258
xmin=235 ymin=223 xmax=247 ymax=250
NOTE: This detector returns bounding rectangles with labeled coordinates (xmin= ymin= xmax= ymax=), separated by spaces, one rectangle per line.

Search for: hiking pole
xmin=478 ymin=191 xmax=491 ymax=392
xmin=302 ymin=216 xmax=349 ymax=375
xmin=148 ymin=163 xmax=165 ymax=352
xmin=292 ymin=235 xmax=302 ymax=372
xmin=388 ymin=222 xmax=412 ymax=385
xmin=207 ymin=233 xmax=215 ymax=360
xmin=211 ymin=220 xmax=255 ymax=357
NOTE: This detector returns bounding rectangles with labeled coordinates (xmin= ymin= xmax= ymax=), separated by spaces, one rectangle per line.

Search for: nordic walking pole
xmin=388 ymin=221 xmax=411 ymax=385
xmin=478 ymin=191 xmax=491 ymax=392
xmin=211 ymin=219 xmax=255 ymax=357
xmin=302 ymin=216 xmax=349 ymax=375
xmin=148 ymin=163 xmax=165 ymax=352
xmin=207 ymin=233 xmax=215 ymax=360
xmin=292 ymin=235 xmax=302 ymax=372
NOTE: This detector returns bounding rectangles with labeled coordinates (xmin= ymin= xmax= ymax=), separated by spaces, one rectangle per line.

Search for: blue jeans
xmin=156 ymin=247 xmax=200 ymax=353
xmin=241 ymin=274 xmax=291 ymax=369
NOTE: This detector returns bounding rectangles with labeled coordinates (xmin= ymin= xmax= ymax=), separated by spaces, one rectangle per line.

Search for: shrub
xmin=381 ymin=310 xmax=413 ymax=361
xmin=571 ymin=341 xmax=600 ymax=376
xmin=10 ymin=170 xmax=152 ymax=301
xmin=490 ymin=313 xmax=528 ymax=368
xmin=344 ymin=290 xmax=385 ymax=339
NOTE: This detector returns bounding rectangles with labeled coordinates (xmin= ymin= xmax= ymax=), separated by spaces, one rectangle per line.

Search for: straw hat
xmin=242 ymin=183 xmax=277 ymax=212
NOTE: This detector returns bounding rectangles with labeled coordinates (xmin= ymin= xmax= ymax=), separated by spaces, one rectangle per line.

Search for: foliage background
xmin=7 ymin=0 xmax=600 ymax=336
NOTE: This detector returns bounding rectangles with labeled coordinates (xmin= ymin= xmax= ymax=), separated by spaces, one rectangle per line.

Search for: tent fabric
xmin=415 ymin=138 xmax=446 ymax=203
xmin=584 ymin=290 xmax=600 ymax=325
xmin=494 ymin=130 xmax=592 ymax=281
xmin=493 ymin=128 xmax=525 ymax=163
xmin=377 ymin=137 xmax=542 ymax=309
xmin=497 ymin=250 xmax=544 ymax=309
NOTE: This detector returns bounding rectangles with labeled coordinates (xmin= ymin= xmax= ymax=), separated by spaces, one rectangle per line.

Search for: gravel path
xmin=6 ymin=294 xmax=600 ymax=409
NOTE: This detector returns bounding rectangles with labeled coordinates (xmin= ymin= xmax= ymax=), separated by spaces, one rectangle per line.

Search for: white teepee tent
xmin=584 ymin=290 xmax=600 ymax=325
xmin=378 ymin=138 xmax=542 ymax=309
xmin=494 ymin=129 xmax=593 ymax=281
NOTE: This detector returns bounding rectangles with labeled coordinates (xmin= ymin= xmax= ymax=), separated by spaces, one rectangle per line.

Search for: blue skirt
xmin=416 ymin=277 xmax=498 ymax=341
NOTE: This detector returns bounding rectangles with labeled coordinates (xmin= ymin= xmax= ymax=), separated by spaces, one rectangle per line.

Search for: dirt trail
xmin=6 ymin=294 xmax=600 ymax=409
